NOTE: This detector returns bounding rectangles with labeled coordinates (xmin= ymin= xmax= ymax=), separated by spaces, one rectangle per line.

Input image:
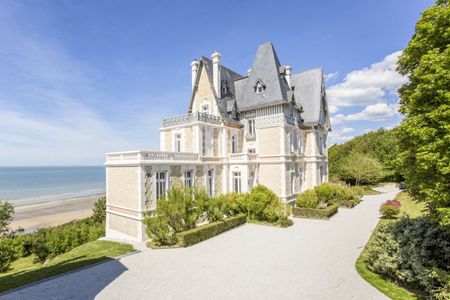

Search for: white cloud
xmin=341 ymin=127 xmax=354 ymax=133
xmin=331 ymin=103 xmax=399 ymax=125
xmin=324 ymin=72 xmax=338 ymax=82
xmin=327 ymin=51 xmax=407 ymax=109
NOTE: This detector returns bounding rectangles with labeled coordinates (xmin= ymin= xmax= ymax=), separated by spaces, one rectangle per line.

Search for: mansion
xmin=105 ymin=42 xmax=331 ymax=241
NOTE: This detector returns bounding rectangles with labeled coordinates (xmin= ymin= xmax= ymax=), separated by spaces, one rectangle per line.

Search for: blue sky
xmin=0 ymin=0 xmax=434 ymax=166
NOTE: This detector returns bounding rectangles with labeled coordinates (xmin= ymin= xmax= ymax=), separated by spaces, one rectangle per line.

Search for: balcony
xmin=106 ymin=151 xmax=199 ymax=164
xmin=228 ymin=153 xmax=258 ymax=162
xmin=162 ymin=112 xmax=221 ymax=127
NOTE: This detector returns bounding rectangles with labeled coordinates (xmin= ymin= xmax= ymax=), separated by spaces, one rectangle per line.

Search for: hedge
xmin=292 ymin=204 xmax=339 ymax=219
xmin=177 ymin=214 xmax=246 ymax=247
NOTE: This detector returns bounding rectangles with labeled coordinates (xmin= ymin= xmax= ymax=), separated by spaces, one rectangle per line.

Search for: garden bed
xmin=148 ymin=214 xmax=247 ymax=249
xmin=292 ymin=204 xmax=339 ymax=219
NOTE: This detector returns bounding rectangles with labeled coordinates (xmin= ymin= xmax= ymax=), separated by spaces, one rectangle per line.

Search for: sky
xmin=0 ymin=0 xmax=434 ymax=166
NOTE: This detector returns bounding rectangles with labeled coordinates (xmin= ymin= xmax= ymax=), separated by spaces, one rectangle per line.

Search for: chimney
xmin=211 ymin=51 xmax=221 ymax=96
xmin=247 ymin=68 xmax=252 ymax=76
xmin=285 ymin=65 xmax=292 ymax=88
xmin=191 ymin=60 xmax=199 ymax=91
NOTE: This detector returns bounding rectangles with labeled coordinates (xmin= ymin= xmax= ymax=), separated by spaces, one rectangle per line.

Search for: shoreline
xmin=10 ymin=194 xmax=105 ymax=233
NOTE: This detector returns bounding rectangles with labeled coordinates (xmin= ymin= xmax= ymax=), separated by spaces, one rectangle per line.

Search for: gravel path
xmin=1 ymin=187 xmax=398 ymax=300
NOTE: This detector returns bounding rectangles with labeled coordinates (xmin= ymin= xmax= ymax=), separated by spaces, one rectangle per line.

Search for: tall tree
xmin=340 ymin=152 xmax=385 ymax=185
xmin=397 ymin=0 xmax=450 ymax=211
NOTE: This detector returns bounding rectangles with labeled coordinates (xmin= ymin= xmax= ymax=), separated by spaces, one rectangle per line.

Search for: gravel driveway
xmin=1 ymin=187 xmax=398 ymax=300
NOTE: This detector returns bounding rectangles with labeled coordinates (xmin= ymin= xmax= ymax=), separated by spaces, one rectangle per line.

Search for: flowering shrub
xmin=383 ymin=199 xmax=401 ymax=208
xmin=380 ymin=200 xmax=401 ymax=219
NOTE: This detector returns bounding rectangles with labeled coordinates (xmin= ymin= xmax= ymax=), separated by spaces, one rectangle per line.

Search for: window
xmin=233 ymin=172 xmax=241 ymax=193
xmin=201 ymin=104 xmax=209 ymax=114
xmin=255 ymin=81 xmax=265 ymax=94
xmin=319 ymin=135 xmax=324 ymax=155
xmin=184 ymin=170 xmax=193 ymax=188
xmin=248 ymin=148 xmax=256 ymax=154
xmin=291 ymin=167 xmax=296 ymax=194
xmin=156 ymin=171 xmax=167 ymax=199
xmin=231 ymin=135 xmax=237 ymax=153
xmin=247 ymin=119 xmax=255 ymax=136
xmin=207 ymin=169 xmax=214 ymax=196
xmin=174 ymin=133 xmax=181 ymax=152
xmin=221 ymin=81 xmax=227 ymax=94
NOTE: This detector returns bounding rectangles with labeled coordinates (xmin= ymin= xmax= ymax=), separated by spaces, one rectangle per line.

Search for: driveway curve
xmin=1 ymin=187 xmax=398 ymax=300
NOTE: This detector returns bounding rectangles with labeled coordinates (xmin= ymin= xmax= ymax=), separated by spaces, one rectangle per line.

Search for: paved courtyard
xmin=1 ymin=187 xmax=398 ymax=300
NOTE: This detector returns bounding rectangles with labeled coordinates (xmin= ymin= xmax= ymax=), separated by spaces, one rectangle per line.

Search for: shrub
xmin=314 ymin=183 xmax=340 ymax=203
xmin=0 ymin=238 xmax=17 ymax=272
xmin=292 ymin=204 xmax=339 ymax=219
xmin=143 ymin=213 xmax=177 ymax=246
xmin=0 ymin=201 xmax=14 ymax=237
xmin=91 ymin=196 xmax=106 ymax=224
xmin=295 ymin=190 xmax=319 ymax=208
xmin=206 ymin=197 xmax=225 ymax=222
xmin=366 ymin=217 xmax=450 ymax=298
xmin=379 ymin=200 xmax=401 ymax=219
xmin=177 ymin=214 xmax=246 ymax=247
xmin=350 ymin=186 xmax=365 ymax=197
xmin=246 ymin=185 xmax=287 ymax=223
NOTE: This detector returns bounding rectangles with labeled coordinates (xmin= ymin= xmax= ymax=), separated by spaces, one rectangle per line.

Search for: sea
xmin=0 ymin=166 xmax=105 ymax=206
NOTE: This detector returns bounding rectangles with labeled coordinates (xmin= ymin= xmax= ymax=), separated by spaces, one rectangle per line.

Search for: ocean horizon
xmin=0 ymin=166 xmax=105 ymax=206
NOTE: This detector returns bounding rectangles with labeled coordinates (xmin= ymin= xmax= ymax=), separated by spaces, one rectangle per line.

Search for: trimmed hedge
xmin=292 ymin=204 xmax=339 ymax=219
xmin=177 ymin=214 xmax=246 ymax=247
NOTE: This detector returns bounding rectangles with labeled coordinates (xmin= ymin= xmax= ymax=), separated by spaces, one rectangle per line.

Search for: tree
xmin=341 ymin=152 xmax=385 ymax=185
xmin=91 ymin=197 xmax=106 ymax=224
xmin=396 ymin=0 xmax=450 ymax=212
xmin=0 ymin=201 xmax=14 ymax=237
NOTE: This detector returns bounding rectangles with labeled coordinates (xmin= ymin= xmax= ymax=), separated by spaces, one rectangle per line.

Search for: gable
xmin=189 ymin=64 xmax=220 ymax=116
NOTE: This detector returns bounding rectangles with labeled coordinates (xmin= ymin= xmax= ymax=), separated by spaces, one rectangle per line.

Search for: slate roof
xmin=235 ymin=42 xmax=291 ymax=111
xmin=291 ymin=68 xmax=328 ymax=126
xmin=188 ymin=41 xmax=330 ymax=127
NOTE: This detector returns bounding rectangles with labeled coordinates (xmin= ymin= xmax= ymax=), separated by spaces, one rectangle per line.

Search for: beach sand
xmin=10 ymin=194 xmax=104 ymax=232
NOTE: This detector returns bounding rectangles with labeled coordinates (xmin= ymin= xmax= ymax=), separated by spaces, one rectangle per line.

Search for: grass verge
xmin=0 ymin=240 xmax=134 ymax=293
xmin=355 ymin=191 xmax=425 ymax=300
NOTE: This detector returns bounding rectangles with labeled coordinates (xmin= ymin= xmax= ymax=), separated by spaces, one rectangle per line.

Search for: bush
xmin=143 ymin=213 xmax=177 ymax=247
xmin=314 ymin=183 xmax=340 ymax=204
xmin=366 ymin=217 xmax=450 ymax=298
xmin=295 ymin=190 xmax=319 ymax=208
xmin=379 ymin=200 xmax=401 ymax=219
xmin=246 ymin=185 xmax=288 ymax=223
xmin=0 ymin=238 xmax=17 ymax=272
xmin=350 ymin=186 xmax=365 ymax=197
xmin=292 ymin=204 xmax=339 ymax=219
xmin=177 ymin=214 xmax=246 ymax=247
xmin=310 ymin=183 xmax=360 ymax=208
xmin=91 ymin=196 xmax=106 ymax=224
xmin=0 ymin=201 xmax=14 ymax=237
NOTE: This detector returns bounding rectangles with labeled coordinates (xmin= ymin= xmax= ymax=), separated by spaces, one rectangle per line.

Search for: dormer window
xmin=221 ymin=81 xmax=228 ymax=94
xmin=254 ymin=81 xmax=266 ymax=94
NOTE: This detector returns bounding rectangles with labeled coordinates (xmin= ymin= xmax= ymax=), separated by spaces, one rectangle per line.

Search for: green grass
xmin=0 ymin=240 xmax=134 ymax=293
xmin=361 ymin=185 xmax=381 ymax=195
xmin=396 ymin=192 xmax=427 ymax=218
xmin=355 ymin=192 xmax=426 ymax=300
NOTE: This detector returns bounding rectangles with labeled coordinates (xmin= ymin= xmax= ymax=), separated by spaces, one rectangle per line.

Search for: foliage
xmin=29 ymin=218 xmax=105 ymax=263
xmin=295 ymin=190 xmax=319 ymax=208
xmin=0 ymin=240 xmax=134 ymax=293
xmin=379 ymin=204 xmax=400 ymax=219
xmin=396 ymin=0 xmax=450 ymax=213
xmin=340 ymin=152 xmax=385 ymax=185
xmin=312 ymin=183 xmax=360 ymax=208
xmin=143 ymin=213 xmax=177 ymax=247
xmin=329 ymin=128 xmax=401 ymax=183
xmin=366 ymin=217 xmax=450 ymax=298
xmin=91 ymin=196 xmax=106 ymax=224
xmin=177 ymin=214 xmax=246 ymax=247
xmin=245 ymin=185 xmax=289 ymax=223
xmin=0 ymin=238 xmax=17 ymax=273
xmin=0 ymin=201 xmax=14 ymax=237
xmin=292 ymin=204 xmax=339 ymax=219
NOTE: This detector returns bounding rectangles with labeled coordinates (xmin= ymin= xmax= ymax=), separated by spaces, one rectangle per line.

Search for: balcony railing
xmin=106 ymin=151 xmax=199 ymax=163
xmin=228 ymin=153 xmax=258 ymax=161
xmin=163 ymin=112 xmax=221 ymax=127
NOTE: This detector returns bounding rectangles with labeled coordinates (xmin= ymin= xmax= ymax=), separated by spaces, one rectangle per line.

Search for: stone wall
xmin=107 ymin=166 xmax=138 ymax=210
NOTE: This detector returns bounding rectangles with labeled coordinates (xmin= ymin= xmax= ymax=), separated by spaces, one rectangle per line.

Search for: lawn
xmin=0 ymin=240 xmax=134 ymax=293
xmin=356 ymin=192 xmax=426 ymax=300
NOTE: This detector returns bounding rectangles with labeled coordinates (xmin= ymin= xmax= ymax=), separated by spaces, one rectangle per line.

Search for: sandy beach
xmin=10 ymin=194 xmax=104 ymax=232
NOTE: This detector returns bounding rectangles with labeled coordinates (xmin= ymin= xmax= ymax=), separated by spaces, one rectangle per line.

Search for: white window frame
xmin=156 ymin=171 xmax=168 ymax=199
xmin=206 ymin=169 xmax=214 ymax=196
xmin=184 ymin=170 xmax=194 ymax=188
xmin=247 ymin=119 xmax=255 ymax=136
xmin=174 ymin=133 xmax=182 ymax=153
xmin=233 ymin=171 xmax=242 ymax=193
xmin=231 ymin=135 xmax=237 ymax=154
